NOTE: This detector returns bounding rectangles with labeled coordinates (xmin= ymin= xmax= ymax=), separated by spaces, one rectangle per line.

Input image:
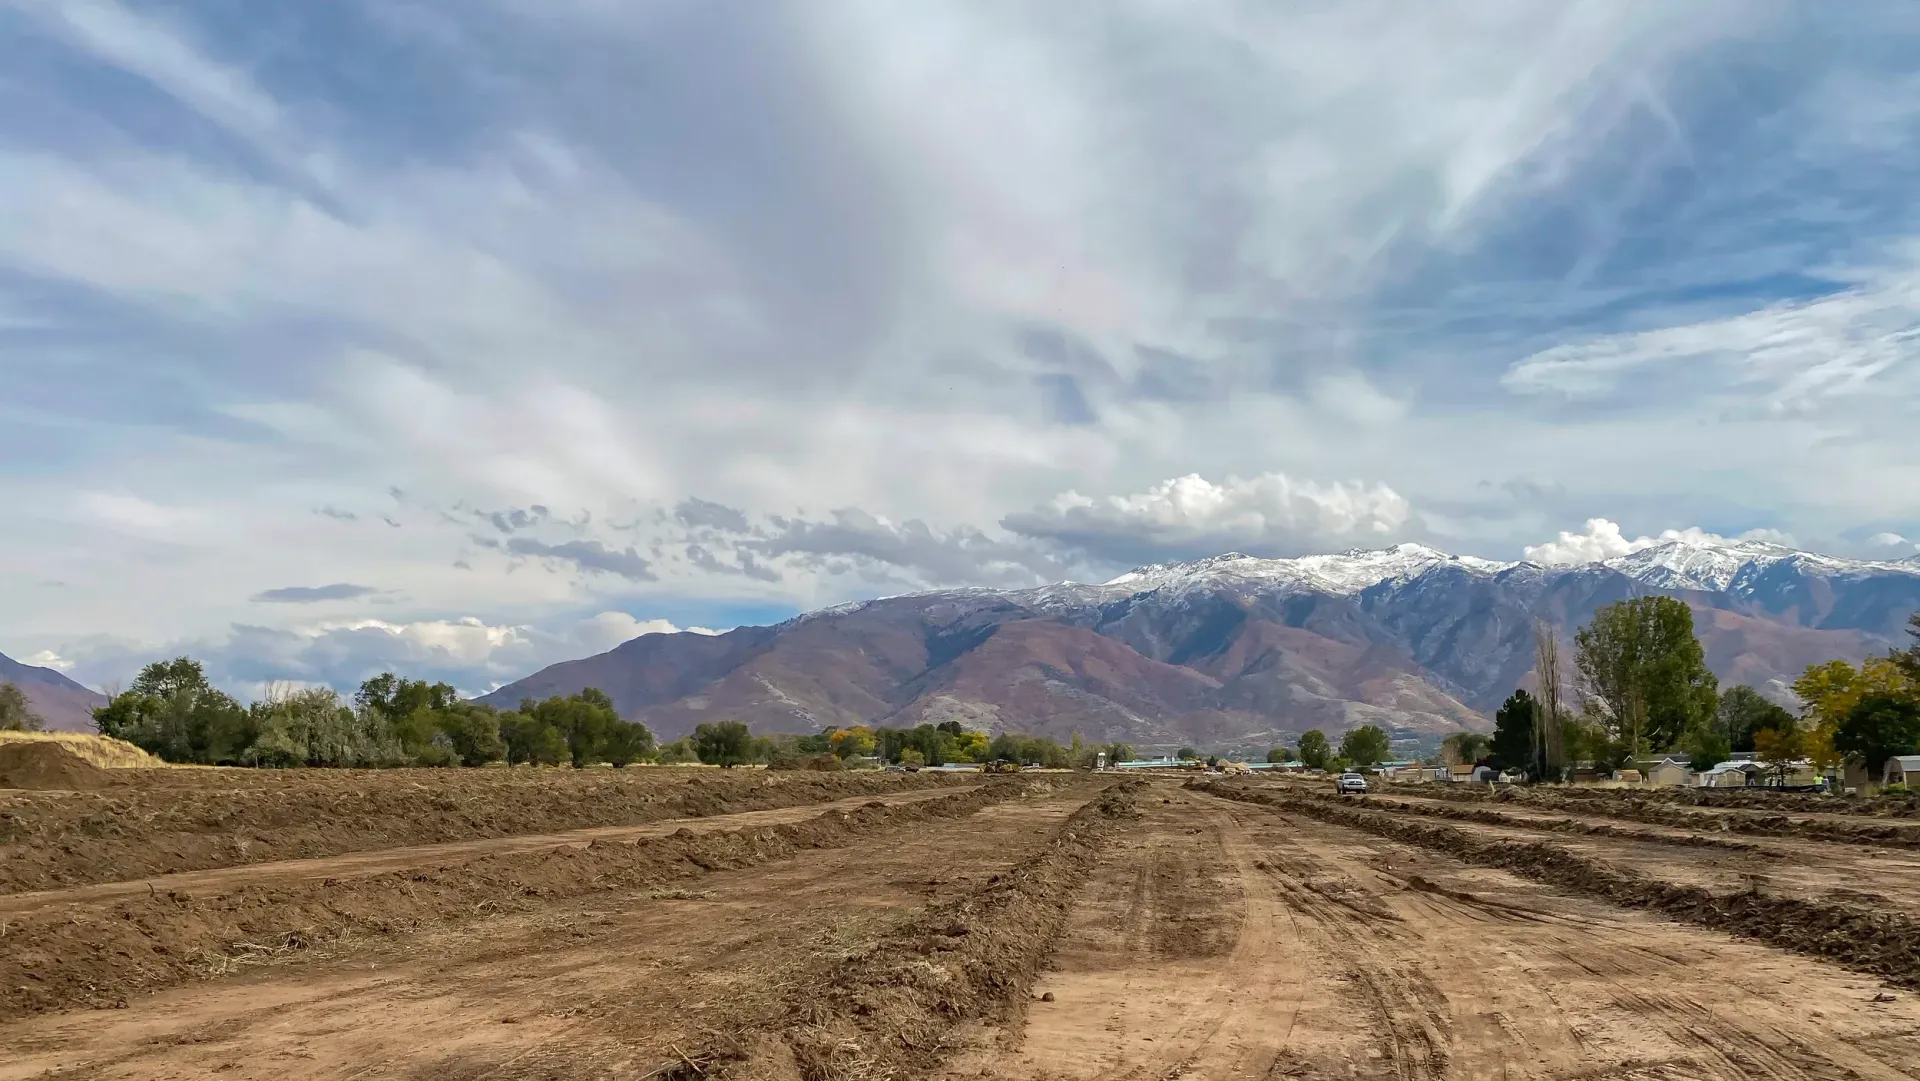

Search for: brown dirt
xmin=0 ymin=783 xmax=1111 ymax=1080
xmin=0 ymin=742 xmax=110 ymax=791
xmin=0 ymin=782 xmax=1019 ymax=1021
xmin=0 ymin=766 xmax=971 ymax=893
xmin=1203 ymin=780 xmax=1920 ymax=992
xmin=930 ymin=784 xmax=1920 ymax=1080
xmin=16 ymin=773 xmax=1920 ymax=1080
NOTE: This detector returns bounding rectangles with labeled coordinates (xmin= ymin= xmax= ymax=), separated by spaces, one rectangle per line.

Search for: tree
xmin=1488 ymin=690 xmax=1537 ymax=772
xmin=1835 ymin=694 xmax=1920 ymax=782
xmin=0 ymin=682 xmax=44 ymax=731
xmin=1176 ymin=746 xmax=1199 ymax=761
xmin=1682 ymin=726 xmax=1731 ymax=774
xmin=1443 ymin=731 xmax=1492 ymax=768
xmin=434 ymin=702 xmax=508 ymax=767
xmin=1340 ymin=725 xmax=1391 ymax=769
xmin=829 ymin=725 xmax=876 ymax=760
xmin=499 ymin=710 xmax=567 ymax=766
xmin=1574 ymin=597 xmax=1719 ymax=755
xmin=1105 ymin=742 xmax=1135 ymax=767
xmin=1715 ymin=685 xmax=1796 ymax=751
xmin=1753 ymin=723 xmax=1805 ymax=785
xmin=694 ymin=720 xmax=754 ymax=768
xmin=518 ymin=689 xmax=620 ymax=768
xmin=1266 ymin=746 xmax=1294 ymax=764
xmin=1297 ymin=730 xmax=1332 ymax=771
xmin=1533 ymin=622 xmax=1568 ymax=778
xmin=898 ymin=748 xmax=926 ymax=768
xmin=601 ymin=719 xmax=656 ymax=767
xmin=94 ymin=657 xmax=254 ymax=764
xmin=657 ymin=737 xmax=699 ymax=765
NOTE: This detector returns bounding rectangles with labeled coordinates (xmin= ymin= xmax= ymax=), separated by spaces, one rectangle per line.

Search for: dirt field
xmin=10 ymin=767 xmax=1920 ymax=1079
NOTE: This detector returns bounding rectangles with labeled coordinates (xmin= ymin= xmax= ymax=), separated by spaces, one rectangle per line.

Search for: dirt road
xmin=943 ymin=786 xmax=1920 ymax=1080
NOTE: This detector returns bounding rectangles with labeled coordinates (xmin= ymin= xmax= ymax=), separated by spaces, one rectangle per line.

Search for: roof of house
xmin=1890 ymin=755 xmax=1920 ymax=770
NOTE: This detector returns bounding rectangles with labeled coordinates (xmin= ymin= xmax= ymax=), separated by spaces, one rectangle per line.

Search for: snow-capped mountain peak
xmin=1100 ymin=542 xmax=1502 ymax=597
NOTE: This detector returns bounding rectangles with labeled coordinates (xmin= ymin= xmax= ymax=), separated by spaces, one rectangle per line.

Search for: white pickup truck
xmin=1334 ymin=772 xmax=1368 ymax=794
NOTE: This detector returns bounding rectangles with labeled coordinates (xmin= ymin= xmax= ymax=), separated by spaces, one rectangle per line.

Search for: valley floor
xmin=6 ymin=771 xmax=1920 ymax=1079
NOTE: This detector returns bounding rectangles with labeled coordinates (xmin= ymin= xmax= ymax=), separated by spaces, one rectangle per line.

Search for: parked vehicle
xmin=1335 ymin=773 xmax=1368 ymax=794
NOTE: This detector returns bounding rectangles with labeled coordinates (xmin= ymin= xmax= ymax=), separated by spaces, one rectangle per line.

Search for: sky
xmin=4 ymin=0 xmax=1920 ymax=698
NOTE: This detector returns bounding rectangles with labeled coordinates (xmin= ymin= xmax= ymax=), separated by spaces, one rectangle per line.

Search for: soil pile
xmin=0 ymin=742 xmax=110 ymax=791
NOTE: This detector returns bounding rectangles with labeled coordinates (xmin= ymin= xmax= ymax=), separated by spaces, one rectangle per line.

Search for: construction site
xmin=6 ymin=737 xmax=1920 ymax=1080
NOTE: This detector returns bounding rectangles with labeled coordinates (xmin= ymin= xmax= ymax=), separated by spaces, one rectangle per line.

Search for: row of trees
xmin=1264 ymin=724 xmax=1394 ymax=774
xmin=1476 ymin=602 xmax=1920 ymax=782
xmin=82 ymin=657 xmax=1136 ymax=772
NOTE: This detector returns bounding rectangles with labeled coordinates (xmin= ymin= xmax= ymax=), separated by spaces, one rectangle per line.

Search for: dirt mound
xmin=0 ymin=731 xmax=164 ymax=770
xmin=0 ymin=741 xmax=110 ymax=791
xmin=692 ymin=780 xmax=1146 ymax=1081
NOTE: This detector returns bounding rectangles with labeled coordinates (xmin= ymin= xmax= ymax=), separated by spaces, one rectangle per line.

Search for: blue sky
xmin=4 ymin=0 xmax=1919 ymax=697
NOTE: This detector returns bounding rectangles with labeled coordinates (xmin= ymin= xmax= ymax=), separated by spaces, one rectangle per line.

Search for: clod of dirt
xmin=1039 ymin=991 xmax=1056 ymax=1002
xmin=0 ymin=741 xmax=111 ymax=791
xmin=1875 ymin=992 xmax=1898 ymax=1002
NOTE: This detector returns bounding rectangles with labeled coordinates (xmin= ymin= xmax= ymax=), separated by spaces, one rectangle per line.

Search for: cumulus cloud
xmin=1002 ymin=473 xmax=1416 ymax=565
xmin=250 ymin=583 xmax=381 ymax=604
xmin=1867 ymin=531 xmax=1920 ymax=556
xmin=753 ymin=508 xmax=1073 ymax=589
xmin=1522 ymin=518 xmax=1795 ymax=565
xmin=51 ymin=611 xmax=720 ymax=700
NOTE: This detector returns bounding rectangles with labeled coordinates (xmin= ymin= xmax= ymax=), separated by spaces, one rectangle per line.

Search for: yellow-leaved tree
xmin=1793 ymin=656 xmax=1916 ymax=779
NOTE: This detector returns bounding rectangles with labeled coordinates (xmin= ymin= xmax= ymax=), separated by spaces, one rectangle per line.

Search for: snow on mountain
xmin=1096 ymin=543 xmax=1491 ymax=597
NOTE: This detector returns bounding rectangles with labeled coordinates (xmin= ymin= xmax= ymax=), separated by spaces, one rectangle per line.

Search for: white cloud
xmin=1867 ymin=531 xmax=1920 ymax=554
xmin=1522 ymin=518 xmax=1794 ymax=565
xmin=49 ymin=611 xmax=721 ymax=700
xmin=1502 ymin=262 xmax=1920 ymax=406
xmin=24 ymin=650 xmax=74 ymax=672
xmin=1004 ymin=472 xmax=1415 ymax=564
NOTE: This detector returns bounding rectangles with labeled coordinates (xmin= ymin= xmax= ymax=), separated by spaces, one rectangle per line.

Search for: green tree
xmin=898 ymin=748 xmax=926 ymax=768
xmin=433 ymin=702 xmax=508 ymax=767
xmin=94 ymin=657 xmax=254 ymax=764
xmin=693 ymin=720 xmax=754 ymax=768
xmin=1340 ymin=725 xmax=1391 ymax=769
xmin=1266 ymin=746 xmax=1294 ymax=764
xmin=354 ymin=673 xmax=460 ymax=758
xmin=1105 ymin=742 xmax=1136 ymax=767
xmin=1835 ymin=693 xmax=1920 ymax=781
xmin=1176 ymin=746 xmax=1199 ymax=761
xmin=1574 ymin=597 xmax=1719 ymax=755
xmin=1488 ymin=690 xmax=1536 ymax=772
xmin=1714 ymin=685 xmax=1795 ymax=751
xmin=517 ymin=688 xmax=621 ymax=768
xmin=1682 ymin=726 xmax=1732 ymax=774
xmin=499 ymin=709 xmax=567 ymax=766
xmin=601 ymin=720 xmax=656 ymax=767
xmin=246 ymin=686 xmax=404 ymax=768
xmin=1297 ymin=730 xmax=1332 ymax=771
xmin=0 ymin=682 xmax=44 ymax=731
xmin=657 ymin=737 xmax=698 ymax=764
xmin=1443 ymin=731 xmax=1492 ymax=768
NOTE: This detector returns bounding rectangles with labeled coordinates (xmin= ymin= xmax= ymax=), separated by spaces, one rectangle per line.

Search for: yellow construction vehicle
xmin=982 ymin=759 xmax=1023 ymax=774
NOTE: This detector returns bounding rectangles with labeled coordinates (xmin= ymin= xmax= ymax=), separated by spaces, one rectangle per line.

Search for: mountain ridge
xmin=481 ymin=536 xmax=1920 ymax=751
xmin=0 ymin=651 xmax=107 ymax=733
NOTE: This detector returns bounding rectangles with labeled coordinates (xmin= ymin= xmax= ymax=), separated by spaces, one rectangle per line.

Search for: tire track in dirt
xmin=1200 ymin=785 xmax=1920 ymax=1081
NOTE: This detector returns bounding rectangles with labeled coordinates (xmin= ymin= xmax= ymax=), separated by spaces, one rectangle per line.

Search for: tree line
xmin=1457 ymin=600 xmax=1920 ymax=783
xmin=74 ymin=657 xmax=1134 ymax=772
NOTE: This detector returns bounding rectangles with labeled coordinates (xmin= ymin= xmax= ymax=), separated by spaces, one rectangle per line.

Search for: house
xmin=1638 ymin=757 xmax=1693 ymax=787
xmin=1611 ymin=769 xmax=1643 ymax=784
xmin=1884 ymin=756 xmax=1920 ymax=785
xmin=1697 ymin=762 xmax=1761 ymax=788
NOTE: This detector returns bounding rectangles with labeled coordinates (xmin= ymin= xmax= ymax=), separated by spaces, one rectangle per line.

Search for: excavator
xmin=982 ymin=759 xmax=1023 ymax=774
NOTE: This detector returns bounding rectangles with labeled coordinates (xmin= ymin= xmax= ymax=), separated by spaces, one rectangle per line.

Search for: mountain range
xmin=482 ymin=538 xmax=1920 ymax=753
xmin=0 ymin=651 xmax=107 ymax=733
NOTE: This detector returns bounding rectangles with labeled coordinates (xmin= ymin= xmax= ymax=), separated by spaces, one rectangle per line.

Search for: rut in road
xmin=946 ymin=784 xmax=1920 ymax=1081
